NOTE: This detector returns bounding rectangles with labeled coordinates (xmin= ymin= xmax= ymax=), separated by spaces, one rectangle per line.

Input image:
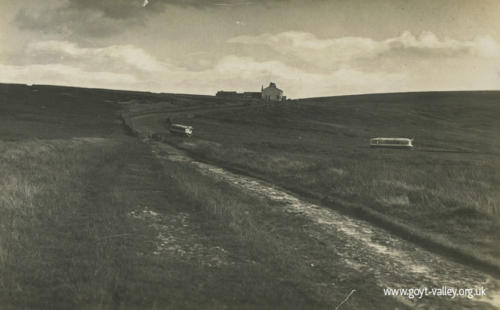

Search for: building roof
xmin=370 ymin=137 xmax=413 ymax=141
xmin=263 ymin=82 xmax=283 ymax=92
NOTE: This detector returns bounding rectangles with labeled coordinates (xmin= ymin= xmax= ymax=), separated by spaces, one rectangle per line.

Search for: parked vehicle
xmin=151 ymin=133 xmax=164 ymax=141
xmin=170 ymin=123 xmax=193 ymax=137
xmin=370 ymin=137 xmax=414 ymax=149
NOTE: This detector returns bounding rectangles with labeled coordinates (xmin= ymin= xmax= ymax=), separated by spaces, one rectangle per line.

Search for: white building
xmin=261 ymin=82 xmax=284 ymax=102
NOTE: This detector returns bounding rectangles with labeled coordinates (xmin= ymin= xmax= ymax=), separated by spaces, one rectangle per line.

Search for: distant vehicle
xmin=370 ymin=137 xmax=414 ymax=149
xmin=170 ymin=123 xmax=193 ymax=137
xmin=151 ymin=133 xmax=164 ymax=141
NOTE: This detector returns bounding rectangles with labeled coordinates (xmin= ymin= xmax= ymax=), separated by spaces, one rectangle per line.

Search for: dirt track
xmin=152 ymin=141 xmax=500 ymax=309
xmin=123 ymin=104 xmax=500 ymax=309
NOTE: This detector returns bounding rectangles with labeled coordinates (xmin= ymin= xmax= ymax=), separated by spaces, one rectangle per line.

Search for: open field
xmin=150 ymin=142 xmax=500 ymax=309
xmin=0 ymin=137 xmax=156 ymax=309
xmin=160 ymin=91 xmax=500 ymax=270
xmin=2 ymin=83 xmax=500 ymax=308
xmin=4 ymin=136 xmax=383 ymax=309
xmin=0 ymin=83 xmax=413 ymax=309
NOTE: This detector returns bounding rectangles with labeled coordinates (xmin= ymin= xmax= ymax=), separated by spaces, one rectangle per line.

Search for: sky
xmin=1 ymin=0 xmax=500 ymax=98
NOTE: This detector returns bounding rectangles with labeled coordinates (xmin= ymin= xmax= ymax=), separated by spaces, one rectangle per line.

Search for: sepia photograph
xmin=0 ymin=0 xmax=499 ymax=309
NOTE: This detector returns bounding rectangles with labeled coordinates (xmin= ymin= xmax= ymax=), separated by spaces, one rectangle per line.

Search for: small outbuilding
xmin=216 ymin=91 xmax=238 ymax=97
xmin=243 ymin=92 xmax=262 ymax=99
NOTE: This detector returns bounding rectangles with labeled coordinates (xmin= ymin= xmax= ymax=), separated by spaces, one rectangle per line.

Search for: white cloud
xmin=386 ymin=31 xmax=500 ymax=58
xmin=9 ymin=53 xmax=400 ymax=97
xmin=214 ymin=55 xmax=302 ymax=79
xmin=2 ymin=35 xmax=499 ymax=98
xmin=228 ymin=31 xmax=500 ymax=68
xmin=27 ymin=41 xmax=166 ymax=72
xmin=468 ymin=35 xmax=500 ymax=58
xmin=228 ymin=32 xmax=385 ymax=65
xmin=0 ymin=63 xmax=137 ymax=89
xmin=200 ymin=55 xmax=408 ymax=97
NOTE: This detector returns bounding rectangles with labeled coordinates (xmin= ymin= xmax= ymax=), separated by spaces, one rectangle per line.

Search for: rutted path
xmin=152 ymin=142 xmax=500 ymax=309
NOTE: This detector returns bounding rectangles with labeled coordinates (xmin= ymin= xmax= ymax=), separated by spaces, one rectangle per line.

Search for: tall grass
xmin=153 ymin=156 xmax=401 ymax=309
xmin=173 ymin=132 xmax=500 ymax=268
xmin=1 ymin=137 xmax=371 ymax=309
xmin=0 ymin=138 xmax=155 ymax=309
xmin=160 ymin=159 xmax=297 ymax=265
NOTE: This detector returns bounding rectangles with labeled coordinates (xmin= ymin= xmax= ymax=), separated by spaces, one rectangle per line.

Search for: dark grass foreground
xmin=0 ymin=138 xmax=408 ymax=310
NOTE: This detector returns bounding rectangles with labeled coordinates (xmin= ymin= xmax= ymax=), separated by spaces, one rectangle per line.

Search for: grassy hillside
xmin=0 ymin=83 xmax=246 ymax=141
xmin=0 ymin=138 xmax=155 ymax=309
xmin=167 ymin=91 xmax=500 ymax=270
xmin=2 ymin=83 xmax=498 ymax=307
xmin=3 ymin=137 xmax=372 ymax=309
xmin=0 ymin=83 xmax=410 ymax=309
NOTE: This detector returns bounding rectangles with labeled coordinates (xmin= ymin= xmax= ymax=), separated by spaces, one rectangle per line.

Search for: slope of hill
xmin=2 ymin=83 xmax=410 ymax=309
xmin=166 ymin=91 xmax=500 ymax=270
xmin=2 ymin=83 xmax=499 ymax=308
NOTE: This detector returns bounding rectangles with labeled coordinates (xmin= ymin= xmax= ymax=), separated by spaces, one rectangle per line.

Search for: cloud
xmin=0 ymin=63 xmax=137 ymax=89
xmin=26 ymin=41 xmax=167 ymax=72
xmin=386 ymin=31 xmax=500 ymax=58
xmin=214 ymin=56 xmax=407 ymax=95
xmin=228 ymin=31 xmax=500 ymax=69
xmin=0 ymin=40 xmax=409 ymax=98
xmin=2 ymin=36 xmax=499 ymax=98
xmin=13 ymin=0 xmax=285 ymax=37
xmin=159 ymin=55 xmax=407 ymax=96
xmin=2 ymin=49 xmax=499 ymax=97
xmin=14 ymin=6 xmax=140 ymax=38
xmin=228 ymin=32 xmax=384 ymax=64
